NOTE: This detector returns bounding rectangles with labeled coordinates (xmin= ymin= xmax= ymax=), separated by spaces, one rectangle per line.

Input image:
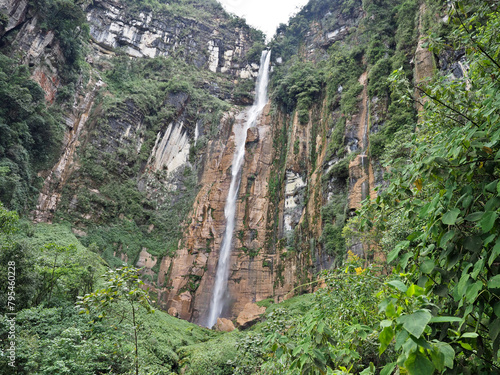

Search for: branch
xmin=415 ymin=86 xmax=480 ymax=127
xmin=454 ymin=8 xmax=500 ymax=73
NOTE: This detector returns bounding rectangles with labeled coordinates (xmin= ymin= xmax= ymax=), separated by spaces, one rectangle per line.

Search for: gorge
xmin=1 ymin=0 xmax=500 ymax=373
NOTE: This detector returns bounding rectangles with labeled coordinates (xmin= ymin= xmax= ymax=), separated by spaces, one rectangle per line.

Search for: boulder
xmin=246 ymin=127 xmax=259 ymax=144
xmin=236 ymin=303 xmax=266 ymax=329
xmin=214 ymin=318 xmax=235 ymax=332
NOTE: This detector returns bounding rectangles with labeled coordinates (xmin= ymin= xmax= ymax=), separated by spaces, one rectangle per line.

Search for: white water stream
xmin=206 ymin=50 xmax=272 ymax=328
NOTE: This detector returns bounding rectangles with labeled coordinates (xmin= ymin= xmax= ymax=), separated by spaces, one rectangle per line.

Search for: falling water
xmin=206 ymin=50 xmax=272 ymax=328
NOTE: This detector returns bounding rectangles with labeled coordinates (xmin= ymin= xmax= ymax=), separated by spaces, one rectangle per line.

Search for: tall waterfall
xmin=206 ymin=50 xmax=272 ymax=328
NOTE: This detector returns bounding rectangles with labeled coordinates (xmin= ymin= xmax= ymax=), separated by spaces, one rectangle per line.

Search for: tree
xmin=77 ymin=266 xmax=154 ymax=375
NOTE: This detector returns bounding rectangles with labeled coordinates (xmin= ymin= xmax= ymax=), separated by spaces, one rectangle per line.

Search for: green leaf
xmin=430 ymin=346 xmax=445 ymax=372
xmin=471 ymin=258 xmax=485 ymax=279
xmin=420 ymin=259 xmax=435 ymax=274
xmin=435 ymin=342 xmax=455 ymax=369
xmin=489 ymin=319 xmax=500 ymax=342
xmin=395 ymin=329 xmax=409 ymax=350
xmin=465 ymin=281 xmax=483 ymax=303
xmin=398 ymin=310 xmax=432 ymax=338
xmin=488 ymin=275 xmax=500 ymax=289
xmin=439 ymin=230 xmax=455 ymax=249
xmin=486 ymin=180 xmax=498 ymax=193
xmin=380 ymin=362 xmax=396 ymax=375
xmin=463 ymin=236 xmax=483 ymax=252
xmin=388 ymin=241 xmax=410 ymax=263
xmin=386 ymin=302 xmax=397 ymax=318
xmin=461 ymin=332 xmax=478 ymax=339
xmin=442 ymin=208 xmax=460 ymax=225
xmin=405 ymin=351 xmax=435 ymax=375
xmin=400 ymin=251 xmax=413 ymax=270
xmin=406 ymin=284 xmax=425 ymax=297
xmin=494 ymin=302 xmax=500 ymax=317
xmin=380 ymin=319 xmax=392 ymax=328
xmin=454 ymin=273 xmax=471 ymax=301
xmin=387 ymin=280 xmax=408 ymax=293
xmin=488 ymin=238 xmax=500 ymax=266
xmin=419 ymin=202 xmax=432 ymax=219
xmin=465 ymin=211 xmax=484 ymax=222
xmin=379 ymin=326 xmax=394 ymax=354
xmin=480 ymin=211 xmax=498 ymax=233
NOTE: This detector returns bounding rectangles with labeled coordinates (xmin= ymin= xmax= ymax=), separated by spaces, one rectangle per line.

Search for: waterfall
xmin=206 ymin=50 xmax=272 ymax=328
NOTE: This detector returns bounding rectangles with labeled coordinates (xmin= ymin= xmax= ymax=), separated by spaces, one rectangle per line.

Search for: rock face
xmin=87 ymin=0 xmax=258 ymax=78
xmin=33 ymin=78 xmax=104 ymax=223
xmin=236 ymin=303 xmax=266 ymax=329
xmin=0 ymin=0 xmax=65 ymax=103
xmin=161 ymin=104 xmax=277 ymax=323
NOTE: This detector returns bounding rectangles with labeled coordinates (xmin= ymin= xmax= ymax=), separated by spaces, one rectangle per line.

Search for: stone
xmin=72 ymin=228 xmax=87 ymax=237
xmin=168 ymin=307 xmax=179 ymax=317
xmin=246 ymin=127 xmax=259 ymax=144
xmin=236 ymin=303 xmax=266 ymax=329
xmin=214 ymin=318 xmax=235 ymax=332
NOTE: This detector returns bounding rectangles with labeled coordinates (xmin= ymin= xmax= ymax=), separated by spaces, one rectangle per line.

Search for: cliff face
xmin=86 ymin=0 xmax=258 ymax=78
xmin=0 ymin=0 xmax=65 ymax=103
xmin=1 ymin=0 xmax=435 ymax=323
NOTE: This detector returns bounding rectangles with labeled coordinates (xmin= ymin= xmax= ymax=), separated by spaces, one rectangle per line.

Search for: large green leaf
xmin=488 ymin=275 xmax=500 ymax=289
xmin=379 ymin=326 xmax=394 ymax=354
xmin=420 ymin=259 xmax=435 ymax=274
xmin=405 ymin=351 xmax=435 ymax=375
xmin=488 ymin=237 xmax=500 ymax=266
xmin=465 ymin=211 xmax=484 ymax=222
xmin=435 ymin=342 xmax=455 ymax=369
xmin=480 ymin=211 xmax=498 ymax=233
xmin=442 ymin=208 xmax=460 ymax=225
xmin=398 ymin=310 xmax=432 ymax=338
xmin=380 ymin=362 xmax=396 ymax=375
xmin=429 ymin=316 xmax=461 ymax=323
xmin=465 ymin=281 xmax=483 ymax=303
xmin=387 ymin=280 xmax=408 ymax=293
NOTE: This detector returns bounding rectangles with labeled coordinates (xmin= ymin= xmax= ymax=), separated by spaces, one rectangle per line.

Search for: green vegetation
xmin=348 ymin=1 xmax=500 ymax=373
xmin=0 ymin=0 xmax=89 ymax=212
xmin=0 ymin=204 xmax=221 ymax=374
xmin=0 ymin=55 xmax=61 ymax=212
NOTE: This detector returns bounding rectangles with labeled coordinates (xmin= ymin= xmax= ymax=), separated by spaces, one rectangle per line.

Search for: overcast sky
xmin=217 ymin=0 xmax=310 ymax=40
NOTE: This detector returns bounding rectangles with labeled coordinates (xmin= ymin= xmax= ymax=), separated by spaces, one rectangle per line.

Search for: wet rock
xmin=246 ymin=127 xmax=259 ymax=144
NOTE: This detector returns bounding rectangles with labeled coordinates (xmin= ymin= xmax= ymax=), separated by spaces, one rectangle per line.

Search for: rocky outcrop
xmin=347 ymin=72 xmax=376 ymax=213
xmin=214 ymin=318 xmax=235 ymax=332
xmin=33 ymin=77 xmax=104 ymax=223
xmin=414 ymin=3 xmax=435 ymax=114
xmin=86 ymin=0 xmax=258 ymax=78
xmin=236 ymin=303 xmax=265 ymax=329
xmin=0 ymin=0 xmax=65 ymax=102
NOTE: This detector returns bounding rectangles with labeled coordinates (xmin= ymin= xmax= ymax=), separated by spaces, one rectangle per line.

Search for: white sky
xmin=217 ymin=0 xmax=310 ymax=40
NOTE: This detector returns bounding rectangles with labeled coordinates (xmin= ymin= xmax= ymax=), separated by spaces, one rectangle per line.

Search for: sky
xmin=217 ymin=0 xmax=310 ymax=40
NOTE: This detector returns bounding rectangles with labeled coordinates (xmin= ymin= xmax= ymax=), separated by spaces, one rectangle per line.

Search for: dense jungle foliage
xmin=2 ymin=0 xmax=500 ymax=373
